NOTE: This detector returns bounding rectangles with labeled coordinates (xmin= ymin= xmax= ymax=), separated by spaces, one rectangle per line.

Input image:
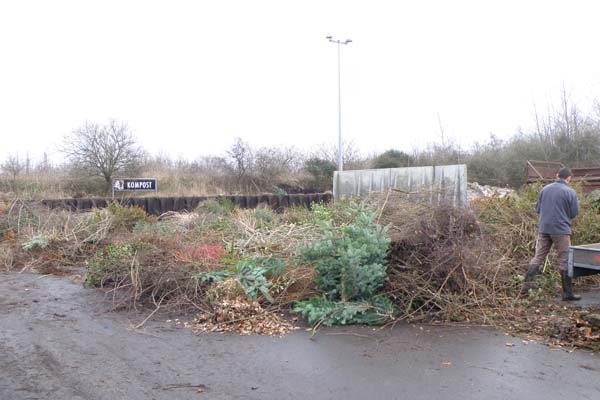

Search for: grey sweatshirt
xmin=535 ymin=179 xmax=579 ymax=235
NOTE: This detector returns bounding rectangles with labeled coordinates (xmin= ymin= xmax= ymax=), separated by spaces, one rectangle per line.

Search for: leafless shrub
xmin=61 ymin=119 xmax=144 ymax=193
xmin=1 ymin=154 xmax=25 ymax=181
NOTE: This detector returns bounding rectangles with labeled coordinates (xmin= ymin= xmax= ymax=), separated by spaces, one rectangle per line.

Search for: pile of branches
xmin=371 ymin=186 xmax=600 ymax=348
xmin=0 ymin=198 xmax=320 ymax=335
xmin=0 ymin=199 xmax=113 ymax=274
xmin=373 ymin=187 xmax=600 ymax=322
xmin=84 ymin=234 xmax=214 ymax=311
xmin=4 ymin=190 xmax=600 ymax=346
xmin=373 ymin=191 xmax=521 ymax=324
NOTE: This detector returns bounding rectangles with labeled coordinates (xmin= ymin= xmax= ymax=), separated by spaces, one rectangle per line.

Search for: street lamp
xmin=326 ymin=35 xmax=352 ymax=172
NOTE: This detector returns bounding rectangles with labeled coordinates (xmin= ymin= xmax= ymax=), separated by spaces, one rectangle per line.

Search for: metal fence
xmin=333 ymin=164 xmax=468 ymax=206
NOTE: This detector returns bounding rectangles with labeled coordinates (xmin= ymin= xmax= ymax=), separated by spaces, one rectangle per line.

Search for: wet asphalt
xmin=1 ymin=272 xmax=600 ymax=400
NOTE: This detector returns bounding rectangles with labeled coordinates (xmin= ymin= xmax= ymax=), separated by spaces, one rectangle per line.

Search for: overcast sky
xmin=2 ymin=0 xmax=600 ymax=164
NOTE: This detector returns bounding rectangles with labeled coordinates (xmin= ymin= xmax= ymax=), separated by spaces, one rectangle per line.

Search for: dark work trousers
xmin=529 ymin=233 xmax=571 ymax=271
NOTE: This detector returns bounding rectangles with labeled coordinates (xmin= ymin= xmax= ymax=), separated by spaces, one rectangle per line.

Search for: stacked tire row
xmin=39 ymin=193 xmax=333 ymax=215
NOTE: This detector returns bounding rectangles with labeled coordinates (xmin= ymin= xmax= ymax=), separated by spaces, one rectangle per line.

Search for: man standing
xmin=522 ymin=167 xmax=581 ymax=301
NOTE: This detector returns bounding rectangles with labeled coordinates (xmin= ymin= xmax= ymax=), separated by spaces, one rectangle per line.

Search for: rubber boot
xmin=561 ymin=270 xmax=581 ymax=301
xmin=521 ymin=264 xmax=541 ymax=294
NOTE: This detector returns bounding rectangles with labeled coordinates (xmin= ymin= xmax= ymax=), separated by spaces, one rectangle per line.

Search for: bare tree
xmin=226 ymin=137 xmax=255 ymax=191
xmin=227 ymin=138 xmax=253 ymax=181
xmin=25 ymin=153 xmax=31 ymax=175
xmin=1 ymin=153 xmax=25 ymax=180
xmin=313 ymin=140 xmax=366 ymax=170
xmin=254 ymin=146 xmax=303 ymax=185
xmin=37 ymin=152 xmax=52 ymax=173
xmin=62 ymin=120 xmax=143 ymax=192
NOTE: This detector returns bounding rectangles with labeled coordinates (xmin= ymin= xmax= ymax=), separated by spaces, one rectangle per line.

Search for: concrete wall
xmin=333 ymin=164 xmax=467 ymax=206
xmin=39 ymin=193 xmax=332 ymax=215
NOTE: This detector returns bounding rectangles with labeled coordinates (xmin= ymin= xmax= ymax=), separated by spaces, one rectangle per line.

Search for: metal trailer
xmin=526 ymin=160 xmax=600 ymax=193
xmin=568 ymin=243 xmax=600 ymax=278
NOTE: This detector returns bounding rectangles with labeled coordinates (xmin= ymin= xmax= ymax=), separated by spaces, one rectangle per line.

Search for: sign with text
xmin=112 ymin=178 xmax=157 ymax=193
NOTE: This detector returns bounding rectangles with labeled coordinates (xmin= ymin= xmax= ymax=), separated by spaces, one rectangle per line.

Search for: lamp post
xmin=326 ymin=35 xmax=352 ymax=172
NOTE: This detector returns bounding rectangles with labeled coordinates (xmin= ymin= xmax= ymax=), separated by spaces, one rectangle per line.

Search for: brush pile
xmin=2 ymin=187 xmax=600 ymax=347
xmin=372 ymin=191 xmax=520 ymax=324
xmin=370 ymin=184 xmax=600 ymax=348
xmin=0 ymin=198 xmax=321 ymax=335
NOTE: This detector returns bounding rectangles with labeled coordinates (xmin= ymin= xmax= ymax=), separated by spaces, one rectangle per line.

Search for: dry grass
xmin=1 ymin=200 xmax=113 ymax=274
xmin=230 ymin=208 xmax=321 ymax=258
